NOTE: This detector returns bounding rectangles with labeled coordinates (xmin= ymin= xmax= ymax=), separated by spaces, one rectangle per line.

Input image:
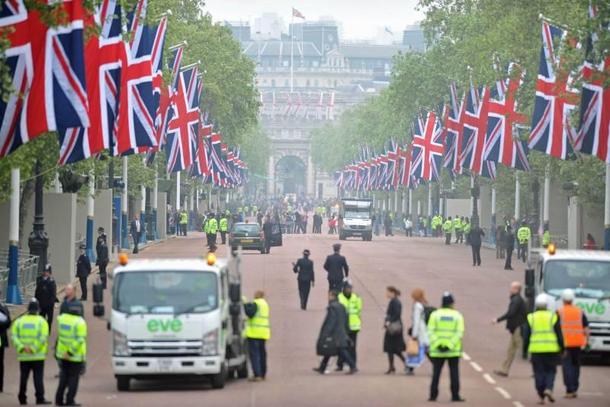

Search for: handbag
xmin=386 ymin=320 xmax=402 ymax=335
xmin=406 ymin=338 xmax=420 ymax=356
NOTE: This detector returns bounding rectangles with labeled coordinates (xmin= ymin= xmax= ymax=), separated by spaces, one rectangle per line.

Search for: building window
xmin=306 ymin=79 xmax=310 ymax=87
xmin=271 ymin=79 xmax=276 ymax=87
xmin=314 ymin=79 xmax=319 ymax=87
xmin=284 ymin=79 xmax=289 ymax=87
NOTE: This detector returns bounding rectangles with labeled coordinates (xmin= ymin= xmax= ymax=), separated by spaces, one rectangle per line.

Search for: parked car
xmin=269 ymin=222 xmax=283 ymax=247
xmin=229 ymin=223 xmax=265 ymax=254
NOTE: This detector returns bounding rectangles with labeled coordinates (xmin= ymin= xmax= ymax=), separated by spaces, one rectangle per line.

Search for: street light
xmin=28 ymin=160 xmax=48 ymax=275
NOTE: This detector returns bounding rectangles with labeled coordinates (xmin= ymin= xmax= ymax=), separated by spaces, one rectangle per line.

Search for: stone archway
xmin=274 ymin=155 xmax=306 ymax=196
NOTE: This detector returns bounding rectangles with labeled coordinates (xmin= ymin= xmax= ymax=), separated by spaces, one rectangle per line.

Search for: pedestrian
xmin=496 ymin=225 xmax=506 ymax=259
xmin=504 ymin=225 xmax=515 ymax=270
xmin=453 ymin=216 xmax=463 ymax=244
xmin=384 ymin=213 xmax=393 ymax=236
xmin=404 ymin=216 xmax=413 ymax=237
xmin=180 ymin=209 xmax=188 ymax=236
xmin=244 ymin=291 xmax=270 ymax=382
xmin=0 ymin=291 xmax=11 ymax=393
xmin=427 ymin=292 xmax=465 ymax=402
xmin=313 ymin=290 xmax=357 ymax=375
xmin=55 ymin=304 xmax=87 ymax=406
xmin=95 ymin=227 xmax=109 ymax=289
xmin=262 ymin=215 xmax=273 ymax=254
xmin=76 ymin=244 xmax=91 ymax=301
xmin=323 ymin=243 xmax=349 ymax=292
xmin=35 ymin=264 xmax=57 ymax=329
xmin=468 ymin=224 xmax=485 ymax=266
xmin=60 ymin=284 xmax=82 ymax=316
xmin=407 ymin=288 xmax=430 ymax=375
xmin=524 ymin=294 xmax=563 ymax=404
xmin=517 ymin=221 xmax=531 ymax=262
xmin=293 ymin=249 xmax=315 ymax=310
xmin=207 ymin=213 xmax=218 ymax=247
xmin=130 ymin=215 xmax=141 ymax=253
xmin=558 ymin=289 xmax=589 ymax=399
xmin=383 ymin=286 xmax=407 ymax=374
xmin=219 ymin=215 xmax=228 ymax=245
xmin=337 ymin=281 xmax=362 ymax=372
xmin=12 ymin=299 xmax=51 ymax=405
xmin=583 ymin=233 xmax=597 ymax=250
xmin=492 ymin=281 xmax=527 ymax=377
xmin=443 ymin=217 xmax=453 ymax=245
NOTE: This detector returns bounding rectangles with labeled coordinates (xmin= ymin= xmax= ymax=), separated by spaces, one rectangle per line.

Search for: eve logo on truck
xmin=576 ymin=302 xmax=606 ymax=315
xmin=147 ymin=319 xmax=183 ymax=333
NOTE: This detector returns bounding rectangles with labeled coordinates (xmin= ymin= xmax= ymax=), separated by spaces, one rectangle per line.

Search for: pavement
xmin=1 ymin=230 xmax=609 ymax=406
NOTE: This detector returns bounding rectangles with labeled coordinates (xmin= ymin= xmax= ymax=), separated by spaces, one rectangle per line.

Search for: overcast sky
xmin=203 ymin=0 xmax=424 ymax=40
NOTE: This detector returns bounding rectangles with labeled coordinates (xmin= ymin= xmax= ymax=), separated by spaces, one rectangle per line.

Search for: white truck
xmin=99 ymin=254 xmax=248 ymax=391
xmin=525 ymin=248 xmax=610 ymax=359
xmin=339 ymin=198 xmax=373 ymax=241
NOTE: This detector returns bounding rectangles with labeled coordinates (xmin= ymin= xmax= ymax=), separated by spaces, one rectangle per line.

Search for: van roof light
xmin=118 ymin=252 xmax=129 ymax=266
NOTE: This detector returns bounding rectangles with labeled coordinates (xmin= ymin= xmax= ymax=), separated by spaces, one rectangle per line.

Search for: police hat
xmin=28 ymin=298 xmax=40 ymax=313
xmin=303 ymin=249 xmax=310 ymax=256
xmin=44 ymin=264 xmax=52 ymax=273
xmin=442 ymin=291 xmax=455 ymax=307
xmin=343 ymin=280 xmax=353 ymax=290
xmin=79 ymin=243 xmax=86 ymax=250
xmin=98 ymin=226 xmax=105 ymax=232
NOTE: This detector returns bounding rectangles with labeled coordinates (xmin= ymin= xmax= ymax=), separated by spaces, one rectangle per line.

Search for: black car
xmin=229 ymin=223 xmax=265 ymax=253
xmin=269 ymin=222 xmax=283 ymax=247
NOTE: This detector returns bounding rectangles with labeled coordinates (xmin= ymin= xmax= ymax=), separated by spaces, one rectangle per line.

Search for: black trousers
xmin=471 ymin=244 xmax=481 ymax=266
xmin=131 ymin=233 xmax=139 ymax=253
xmin=264 ymin=238 xmax=271 ymax=254
xmin=220 ymin=231 xmax=227 ymax=244
xmin=78 ymin=276 xmax=88 ymax=301
xmin=248 ymin=339 xmax=267 ymax=378
xmin=19 ymin=360 xmax=45 ymax=403
xmin=55 ymin=360 xmax=82 ymax=405
xmin=0 ymin=346 xmax=4 ymax=392
xmin=319 ymin=348 xmax=355 ymax=371
xmin=518 ymin=243 xmax=527 ymax=262
xmin=445 ymin=233 xmax=452 ymax=245
xmin=405 ymin=228 xmax=412 ymax=237
xmin=40 ymin=305 xmax=54 ymax=331
xmin=531 ymin=354 xmax=558 ymax=398
xmin=430 ymin=357 xmax=460 ymax=401
xmin=98 ymin=261 xmax=108 ymax=289
xmin=298 ymin=280 xmax=312 ymax=309
xmin=504 ymin=248 xmax=513 ymax=269
xmin=562 ymin=348 xmax=581 ymax=394
xmin=337 ymin=331 xmax=358 ymax=369
xmin=328 ymin=279 xmax=343 ymax=293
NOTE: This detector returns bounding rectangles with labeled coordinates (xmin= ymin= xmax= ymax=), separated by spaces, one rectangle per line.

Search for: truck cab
xmin=339 ymin=198 xmax=373 ymax=241
xmin=525 ymin=248 xmax=610 ymax=356
xmin=106 ymin=254 xmax=247 ymax=391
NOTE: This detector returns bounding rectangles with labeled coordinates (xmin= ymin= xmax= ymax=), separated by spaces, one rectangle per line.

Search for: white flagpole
xmin=605 ymin=164 xmax=610 ymax=249
xmin=515 ymin=172 xmax=521 ymax=220
xmin=290 ymin=9 xmax=294 ymax=93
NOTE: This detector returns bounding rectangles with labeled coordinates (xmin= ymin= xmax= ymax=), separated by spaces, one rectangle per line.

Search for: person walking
xmin=323 ymin=243 xmax=349 ymax=293
xmin=55 ymin=304 xmax=87 ymax=406
xmin=517 ymin=221 xmax=531 ymax=263
xmin=60 ymin=284 xmax=83 ymax=316
xmin=443 ymin=217 xmax=453 ymax=245
xmin=383 ymin=286 xmax=407 ymax=374
xmin=504 ymin=225 xmax=515 ymax=270
xmin=404 ymin=216 xmax=413 ymax=237
xmin=219 ymin=215 xmax=228 ymax=245
xmin=496 ymin=225 xmax=506 ymax=259
xmin=468 ymin=224 xmax=485 ymax=266
xmin=558 ymin=289 xmax=589 ymax=399
xmin=76 ymin=244 xmax=91 ymax=301
xmin=12 ymin=299 xmax=51 ymax=405
xmin=244 ymin=291 xmax=270 ymax=382
xmin=453 ymin=216 xmax=463 ymax=244
xmin=35 ymin=264 xmax=57 ymax=329
xmin=207 ymin=214 xmax=218 ymax=247
xmin=262 ymin=216 xmax=273 ymax=254
xmin=524 ymin=294 xmax=564 ymax=404
xmin=179 ymin=209 xmax=188 ymax=236
xmin=314 ymin=290 xmax=357 ymax=375
xmin=0 ymin=291 xmax=11 ymax=393
xmin=293 ymin=250 xmax=315 ymax=310
xmin=130 ymin=215 xmax=141 ymax=253
xmin=337 ymin=281 xmax=362 ymax=372
xmin=428 ymin=292 xmax=465 ymax=402
xmin=95 ymin=227 xmax=109 ymax=289
xmin=384 ymin=213 xmax=393 ymax=236
xmin=492 ymin=281 xmax=527 ymax=377
xmin=407 ymin=288 xmax=430 ymax=375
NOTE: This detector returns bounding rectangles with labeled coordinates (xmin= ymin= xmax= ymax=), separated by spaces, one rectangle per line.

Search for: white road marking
xmin=495 ymin=387 xmax=511 ymax=400
xmin=513 ymin=402 xmax=525 ymax=407
xmin=469 ymin=361 xmax=483 ymax=372
xmin=462 ymin=352 xmax=471 ymax=361
xmin=483 ymin=373 xmax=496 ymax=384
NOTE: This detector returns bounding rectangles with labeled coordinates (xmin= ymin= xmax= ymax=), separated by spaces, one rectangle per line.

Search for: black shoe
xmin=451 ymin=397 xmax=466 ymax=402
xmin=384 ymin=367 xmax=396 ymax=374
xmin=65 ymin=403 xmax=82 ymax=406
xmin=312 ymin=367 xmax=326 ymax=375
xmin=346 ymin=368 xmax=358 ymax=375
xmin=19 ymin=400 xmax=27 ymax=406
xmin=37 ymin=400 xmax=52 ymax=405
xmin=334 ymin=367 xmax=343 ymax=372
xmin=428 ymin=398 xmax=437 ymax=402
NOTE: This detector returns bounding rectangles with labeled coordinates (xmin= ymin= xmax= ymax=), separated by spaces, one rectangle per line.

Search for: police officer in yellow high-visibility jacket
xmin=179 ymin=210 xmax=188 ymax=236
xmin=12 ymin=299 xmax=49 ymax=405
xmin=427 ymin=292 xmax=465 ymax=402
xmin=207 ymin=215 xmax=219 ymax=247
xmin=517 ymin=221 xmax=531 ymax=263
xmin=443 ymin=217 xmax=453 ymax=245
xmin=219 ymin=215 xmax=229 ymax=245
xmin=244 ymin=291 xmax=270 ymax=381
xmin=55 ymin=305 xmax=87 ymax=406
xmin=337 ymin=281 xmax=362 ymax=371
xmin=523 ymin=294 xmax=564 ymax=404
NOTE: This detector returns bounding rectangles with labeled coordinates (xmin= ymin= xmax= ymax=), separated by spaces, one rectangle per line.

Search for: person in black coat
xmin=262 ymin=216 xmax=273 ymax=254
xmin=130 ymin=216 xmax=142 ymax=254
xmin=0 ymin=293 xmax=11 ymax=393
xmin=95 ymin=227 xmax=109 ymax=289
xmin=293 ymin=249 xmax=315 ymax=310
xmin=384 ymin=286 xmax=407 ymax=374
xmin=76 ymin=244 xmax=91 ymax=301
xmin=504 ymin=226 xmax=515 ymax=270
xmin=468 ymin=225 xmax=485 ymax=266
xmin=35 ymin=264 xmax=57 ymax=329
xmin=313 ymin=290 xmax=357 ymax=374
xmin=323 ymin=243 xmax=349 ymax=292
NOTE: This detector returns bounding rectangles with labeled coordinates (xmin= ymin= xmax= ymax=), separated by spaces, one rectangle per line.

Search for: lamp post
xmin=471 ymin=175 xmax=480 ymax=228
xmin=28 ymin=160 xmax=48 ymax=276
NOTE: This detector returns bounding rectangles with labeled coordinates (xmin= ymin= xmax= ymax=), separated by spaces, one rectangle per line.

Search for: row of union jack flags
xmin=0 ymin=0 xmax=247 ymax=188
xmin=337 ymin=13 xmax=610 ymax=192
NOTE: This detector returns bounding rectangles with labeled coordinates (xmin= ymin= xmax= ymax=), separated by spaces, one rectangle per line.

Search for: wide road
xmin=2 ymin=230 xmax=609 ymax=406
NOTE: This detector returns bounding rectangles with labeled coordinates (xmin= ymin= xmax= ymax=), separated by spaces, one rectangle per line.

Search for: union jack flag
xmin=1 ymin=0 xmax=89 ymax=158
xmin=461 ymin=85 xmax=496 ymax=178
xmin=191 ymin=115 xmax=212 ymax=177
xmin=442 ymin=83 xmax=465 ymax=175
xmin=529 ymin=20 xmax=579 ymax=160
xmin=412 ymin=111 xmax=444 ymax=182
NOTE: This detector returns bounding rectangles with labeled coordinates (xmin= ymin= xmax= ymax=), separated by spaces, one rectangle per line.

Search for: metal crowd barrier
xmin=0 ymin=249 xmax=40 ymax=302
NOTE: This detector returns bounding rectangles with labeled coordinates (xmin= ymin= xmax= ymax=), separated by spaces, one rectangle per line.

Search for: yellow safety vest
xmin=443 ymin=220 xmax=453 ymax=233
xmin=208 ymin=218 xmax=218 ymax=234
xmin=428 ymin=308 xmax=464 ymax=358
xmin=527 ymin=310 xmax=560 ymax=354
xmin=11 ymin=314 xmax=49 ymax=361
xmin=219 ymin=218 xmax=228 ymax=232
xmin=542 ymin=230 xmax=551 ymax=247
xmin=338 ymin=292 xmax=363 ymax=332
xmin=56 ymin=313 xmax=88 ymax=362
xmin=180 ymin=212 xmax=188 ymax=224
xmin=517 ymin=226 xmax=531 ymax=244
xmin=246 ymin=299 xmax=270 ymax=340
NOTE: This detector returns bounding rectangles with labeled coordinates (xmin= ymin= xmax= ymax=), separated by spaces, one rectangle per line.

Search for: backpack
xmin=423 ymin=305 xmax=437 ymax=324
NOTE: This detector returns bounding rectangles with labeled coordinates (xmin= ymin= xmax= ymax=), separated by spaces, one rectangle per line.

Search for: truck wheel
xmin=211 ymin=364 xmax=227 ymax=389
xmin=339 ymin=233 xmax=345 ymax=240
xmin=116 ymin=376 xmax=130 ymax=391
xmin=367 ymin=233 xmax=373 ymax=241
xmin=236 ymin=360 xmax=248 ymax=379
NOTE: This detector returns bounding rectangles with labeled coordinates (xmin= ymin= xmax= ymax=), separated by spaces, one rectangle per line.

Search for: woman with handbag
xmin=384 ymin=286 xmax=407 ymax=374
xmin=406 ymin=288 xmax=430 ymax=375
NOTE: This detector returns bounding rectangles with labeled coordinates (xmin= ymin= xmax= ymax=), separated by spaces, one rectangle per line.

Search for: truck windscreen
xmin=544 ymin=260 xmax=610 ymax=299
xmin=344 ymin=210 xmax=370 ymax=219
xmin=113 ymin=271 xmax=218 ymax=314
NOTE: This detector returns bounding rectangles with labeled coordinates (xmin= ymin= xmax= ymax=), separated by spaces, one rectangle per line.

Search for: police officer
xmin=12 ymin=299 xmax=50 ymax=405
xmin=427 ymin=292 xmax=465 ymax=403
xmin=542 ymin=222 xmax=551 ymax=248
xmin=95 ymin=227 xmax=109 ymax=289
xmin=524 ymin=293 xmax=563 ymax=404
xmin=76 ymin=244 xmax=91 ymax=301
xmin=55 ymin=304 xmax=87 ymax=406
xmin=443 ymin=217 xmax=453 ymax=245
xmin=35 ymin=264 xmax=57 ymax=329
xmin=336 ymin=281 xmax=362 ymax=372
xmin=0 ymin=290 xmax=11 ymax=393
xmin=517 ymin=221 xmax=531 ymax=262
xmin=292 ymin=249 xmax=315 ymax=310
xmin=219 ymin=215 xmax=229 ymax=245
xmin=207 ymin=214 xmax=218 ymax=247
xmin=180 ymin=209 xmax=188 ymax=236
xmin=453 ymin=216 xmax=463 ymax=244
xmin=244 ymin=291 xmax=270 ymax=381
xmin=558 ymin=289 xmax=589 ymax=399
xmin=323 ymin=243 xmax=349 ymax=292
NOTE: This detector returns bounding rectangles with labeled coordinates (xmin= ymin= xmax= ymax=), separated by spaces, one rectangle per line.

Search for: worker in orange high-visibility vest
xmin=558 ymin=289 xmax=589 ymax=399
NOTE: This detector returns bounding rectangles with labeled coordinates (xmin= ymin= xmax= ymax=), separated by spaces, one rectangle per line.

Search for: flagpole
xmin=605 ymin=164 xmax=610 ymax=250
xmin=176 ymin=171 xmax=181 ymax=211
xmin=515 ymin=172 xmax=521 ymax=221
xmin=290 ymin=9 xmax=294 ymax=93
xmin=543 ymin=163 xmax=550 ymax=236
xmin=121 ymin=156 xmax=129 ymax=249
